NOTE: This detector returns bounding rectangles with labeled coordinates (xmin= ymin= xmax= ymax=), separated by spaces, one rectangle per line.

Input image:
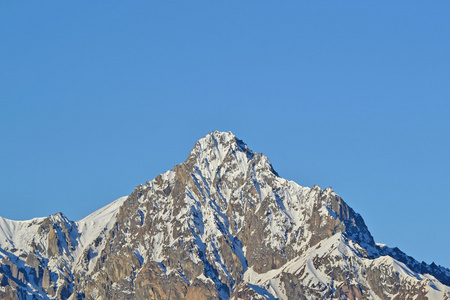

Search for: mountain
xmin=1 ymin=131 xmax=449 ymax=300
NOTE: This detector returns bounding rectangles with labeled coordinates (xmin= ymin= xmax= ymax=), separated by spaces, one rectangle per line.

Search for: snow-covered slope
xmin=1 ymin=131 xmax=449 ymax=300
xmin=0 ymin=216 xmax=47 ymax=252
xmin=74 ymin=196 xmax=127 ymax=272
xmin=240 ymin=232 xmax=450 ymax=299
xmin=0 ymin=197 xmax=126 ymax=299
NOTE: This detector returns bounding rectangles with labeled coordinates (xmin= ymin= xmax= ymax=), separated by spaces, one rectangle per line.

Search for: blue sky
xmin=1 ymin=1 xmax=449 ymax=268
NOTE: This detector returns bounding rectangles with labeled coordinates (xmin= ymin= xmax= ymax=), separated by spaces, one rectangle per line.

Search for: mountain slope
xmin=1 ymin=131 xmax=449 ymax=299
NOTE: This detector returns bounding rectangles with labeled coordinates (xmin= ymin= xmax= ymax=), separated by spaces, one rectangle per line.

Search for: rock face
xmin=0 ymin=131 xmax=450 ymax=299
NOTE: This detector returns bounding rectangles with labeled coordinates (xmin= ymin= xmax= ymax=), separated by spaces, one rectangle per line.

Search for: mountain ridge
xmin=0 ymin=131 xmax=449 ymax=299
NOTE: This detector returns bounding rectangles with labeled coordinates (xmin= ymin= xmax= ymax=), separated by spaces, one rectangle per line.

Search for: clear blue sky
xmin=1 ymin=1 xmax=449 ymax=268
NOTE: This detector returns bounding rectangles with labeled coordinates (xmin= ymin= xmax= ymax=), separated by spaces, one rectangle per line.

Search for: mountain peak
xmin=2 ymin=132 xmax=450 ymax=300
xmin=183 ymin=131 xmax=252 ymax=175
xmin=196 ymin=131 xmax=249 ymax=154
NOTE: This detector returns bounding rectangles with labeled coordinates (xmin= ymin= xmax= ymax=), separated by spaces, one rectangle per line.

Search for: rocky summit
xmin=1 ymin=131 xmax=449 ymax=300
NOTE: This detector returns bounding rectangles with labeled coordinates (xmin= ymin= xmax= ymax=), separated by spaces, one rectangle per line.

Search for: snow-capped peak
xmin=194 ymin=131 xmax=252 ymax=160
xmin=184 ymin=131 xmax=255 ymax=180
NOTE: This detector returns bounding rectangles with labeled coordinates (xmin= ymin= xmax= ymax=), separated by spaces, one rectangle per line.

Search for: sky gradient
xmin=1 ymin=1 xmax=449 ymax=268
